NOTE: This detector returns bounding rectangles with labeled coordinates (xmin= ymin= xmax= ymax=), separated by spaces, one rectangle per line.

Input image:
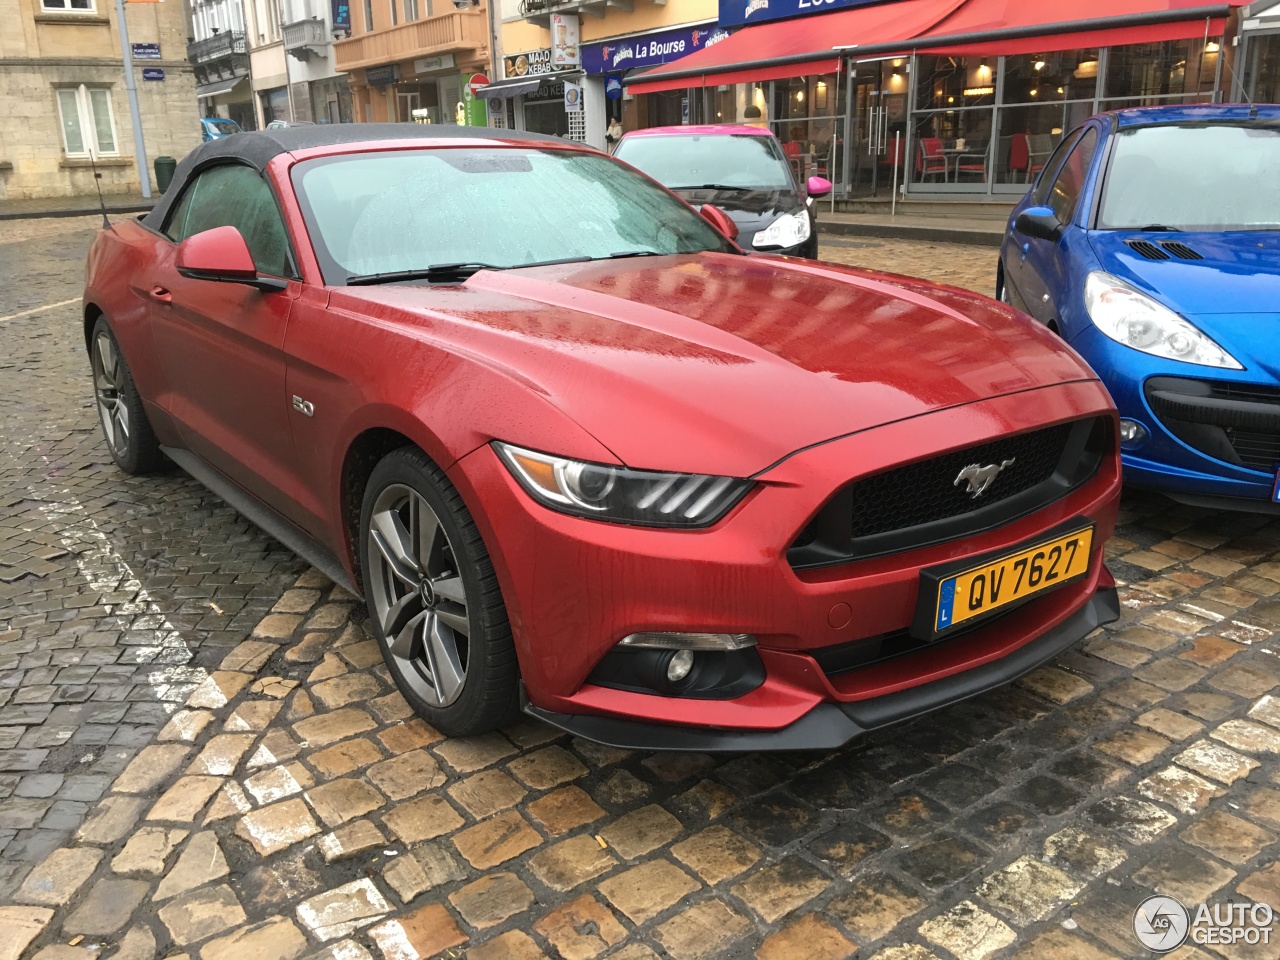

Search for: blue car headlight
xmin=1084 ymin=272 xmax=1243 ymax=370
xmin=752 ymin=212 xmax=811 ymax=250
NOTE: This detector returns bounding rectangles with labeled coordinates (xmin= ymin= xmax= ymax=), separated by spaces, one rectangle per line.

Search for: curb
xmin=0 ymin=203 xmax=154 ymax=222
xmin=820 ymin=219 xmax=1004 ymax=248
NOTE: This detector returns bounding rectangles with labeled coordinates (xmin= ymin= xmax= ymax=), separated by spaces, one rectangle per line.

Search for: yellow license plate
xmin=934 ymin=526 xmax=1094 ymax=634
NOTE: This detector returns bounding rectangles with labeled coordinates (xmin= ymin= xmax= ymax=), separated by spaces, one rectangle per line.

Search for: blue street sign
xmin=131 ymin=42 xmax=161 ymax=60
xmin=719 ymin=0 xmax=879 ymax=29
xmin=142 ymin=67 xmax=165 ymax=81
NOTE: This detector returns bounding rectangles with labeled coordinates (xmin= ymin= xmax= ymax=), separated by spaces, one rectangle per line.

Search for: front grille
xmin=1146 ymin=377 xmax=1280 ymax=472
xmin=789 ymin=417 xmax=1109 ymax=568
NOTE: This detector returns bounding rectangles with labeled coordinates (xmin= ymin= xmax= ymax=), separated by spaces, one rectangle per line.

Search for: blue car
xmin=200 ymin=117 xmax=242 ymax=141
xmin=999 ymin=104 xmax=1280 ymax=513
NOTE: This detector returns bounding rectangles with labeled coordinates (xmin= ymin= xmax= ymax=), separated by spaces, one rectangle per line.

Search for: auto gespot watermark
xmin=1134 ymin=894 xmax=1275 ymax=952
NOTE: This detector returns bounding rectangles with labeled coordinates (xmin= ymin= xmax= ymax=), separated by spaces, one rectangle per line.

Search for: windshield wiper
xmin=346 ymin=263 xmax=498 ymax=286
xmin=670 ymin=183 xmax=748 ymax=192
xmin=605 ymin=251 xmax=666 ymax=260
xmin=1134 ymin=224 xmax=1179 ymax=232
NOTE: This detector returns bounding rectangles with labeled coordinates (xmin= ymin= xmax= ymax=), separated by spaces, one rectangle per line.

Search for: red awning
xmin=627 ymin=0 xmax=967 ymax=94
xmin=912 ymin=0 xmax=1237 ymax=55
xmin=627 ymin=0 xmax=1244 ymax=94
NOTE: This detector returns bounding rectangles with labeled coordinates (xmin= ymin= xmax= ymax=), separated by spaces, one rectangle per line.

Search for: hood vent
xmin=1125 ymin=239 xmax=1171 ymax=260
xmin=1160 ymin=240 xmax=1204 ymax=260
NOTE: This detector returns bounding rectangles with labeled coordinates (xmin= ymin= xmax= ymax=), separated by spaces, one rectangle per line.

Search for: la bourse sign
xmin=719 ymin=0 xmax=882 ymax=28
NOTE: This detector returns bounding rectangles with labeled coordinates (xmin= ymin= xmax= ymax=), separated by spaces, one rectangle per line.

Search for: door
xmin=847 ymin=62 xmax=900 ymax=197
xmin=149 ymin=162 xmax=305 ymax=520
xmin=1015 ymin=125 xmax=1099 ymax=325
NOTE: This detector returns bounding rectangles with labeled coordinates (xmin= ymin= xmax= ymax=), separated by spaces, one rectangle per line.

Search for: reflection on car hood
xmin=671 ymin=187 xmax=803 ymax=233
xmin=1089 ymin=231 xmax=1280 ymax=316
xmin=330 ymin=254 xmax=1098 ymax=476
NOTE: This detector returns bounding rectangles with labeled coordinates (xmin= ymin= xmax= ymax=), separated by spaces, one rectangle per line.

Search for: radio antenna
xmin=87 ymin=151 xmax=113 ymax=231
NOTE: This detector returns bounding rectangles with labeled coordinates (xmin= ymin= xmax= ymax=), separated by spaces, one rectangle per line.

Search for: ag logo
xmin=1134 ymin=895 xmax=1190 ymax=952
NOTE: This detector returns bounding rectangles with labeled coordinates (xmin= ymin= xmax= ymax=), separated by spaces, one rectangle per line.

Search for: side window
xmin=162 ymin=164 xmax=292 ymax=277
xmin=1047 ymin=127 xmax=1099 ymax=225
xmin=1029 ymin=131 xmax=1080 ymax=206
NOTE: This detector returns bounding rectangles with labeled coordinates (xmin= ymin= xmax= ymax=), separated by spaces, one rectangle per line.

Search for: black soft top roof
xmin=143 ymin=124 xmax=574 ymax=229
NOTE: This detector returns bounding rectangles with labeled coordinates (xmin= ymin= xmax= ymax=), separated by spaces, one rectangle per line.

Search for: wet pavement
xmin=0 ymin=220 xmax=1278 ymax=960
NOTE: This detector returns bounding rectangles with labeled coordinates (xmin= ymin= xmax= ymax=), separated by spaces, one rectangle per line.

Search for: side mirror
xmin=1014 ymin=205 xmax=1063 ymax=242
xmin=176 ymin=225 xmax=287 ymax=291
xmin=699 ymin=204 xmax=739 ymax=242
xmin=806 ymin=175 xmax=833 ymax=198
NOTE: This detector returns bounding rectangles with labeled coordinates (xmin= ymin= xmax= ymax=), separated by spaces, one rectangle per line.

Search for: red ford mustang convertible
xmin=83 ymin=126 xmax=1121 ymax=750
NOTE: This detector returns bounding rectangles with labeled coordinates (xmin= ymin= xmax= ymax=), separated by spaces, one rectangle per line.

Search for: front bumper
xmin=448 ymin=380 xmax=1120 ymax=745
xmin=525 ymin=584 xmax=1118 ymax=751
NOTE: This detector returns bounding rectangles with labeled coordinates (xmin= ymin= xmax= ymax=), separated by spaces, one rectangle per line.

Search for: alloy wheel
xmin=367 ymin=483 xmax=470 ymax=708
xmin=93 ymin=332 xmax=130 ymax=458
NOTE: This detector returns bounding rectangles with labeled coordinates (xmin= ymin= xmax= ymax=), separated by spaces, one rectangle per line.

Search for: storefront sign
xmin=461 ymin=73 xmax=488 ymax=126
xmin=550 ymin=13 xmax=580 ymax=68
xmin=131 ymin=42 xmax=161 ymax=59
xmin=504 ymin=48 xmax=554 ymax=79
xmin=719 ymin=0 xmax=879 ymax=29
xmin=365 ymin=64 xmax=398 ymax=86
xmin=415 ymin=54 xmax=455 ymax=74
xmin=526 ymin=81 xmax=566 ymax=103
xmin=605 ymin=75 xmax=623 ymax=99
xmin=332 ymin=0 xmax=350 ymax=34
xmin=582 ymin=24 xmax=731 ymax=76
xmin=564 ymin=81 xmax=582 ymax=112
xmin=142 ymin=67 xmax=164 ymax=81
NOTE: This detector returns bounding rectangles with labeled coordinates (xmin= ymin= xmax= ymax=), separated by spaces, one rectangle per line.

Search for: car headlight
xmin=1084 ymin=272 xmax=1242 ymax=369
xmin=752 ymin=211 xmax=811 ymax=249
xmin=493 ymin=443 xmax=753 ymax=528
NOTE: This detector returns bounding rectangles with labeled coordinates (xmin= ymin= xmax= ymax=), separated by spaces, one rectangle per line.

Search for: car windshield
xmin=207 ymin=120 xmax=239 ymax=134
xmin=293 ymin=147 xmax=734 ymax=284
xmin=614 ymin=134 xmax=794 ymax=191
xmin=1098 ymin=122 xmax=1280 ymax=231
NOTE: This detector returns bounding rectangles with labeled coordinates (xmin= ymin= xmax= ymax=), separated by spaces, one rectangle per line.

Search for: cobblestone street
xmin=1 ymin=218 xmax=1279 ymax=960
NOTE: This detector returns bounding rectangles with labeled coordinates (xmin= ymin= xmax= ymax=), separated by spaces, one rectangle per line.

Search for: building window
xmin=41 ymin=0 xmax=95 ymax=11
xmin=56 ymin=85 xmax=118 ymax=158
xmin=404 ymin=0 xmax=417 ymax=21
xmin=389 ymin=0 xmax=397 ymax=26
xmin=363 ymin=0 xmax=372 ymax=31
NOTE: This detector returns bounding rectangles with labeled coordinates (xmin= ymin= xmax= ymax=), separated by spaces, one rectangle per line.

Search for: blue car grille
xmin=1146 ymin=377 xmax=1280 ymax=473
xmin=788 ymin=417 xmax=1110 ymax=568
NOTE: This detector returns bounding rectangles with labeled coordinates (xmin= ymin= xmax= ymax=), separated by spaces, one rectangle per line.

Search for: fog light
xmin=667 ymin=649 xmax=695 ymax=682
xmin=1119 ymin=419 xmax=1148 ymax=445
xmin=619 ymin=632 xmax=756 ymax=651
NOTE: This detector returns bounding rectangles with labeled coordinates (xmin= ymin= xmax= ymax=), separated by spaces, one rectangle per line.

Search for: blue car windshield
xmin=614 ymin=134 xmax=794 ymax=191
xmin=1098 ymin=123 xmax=1280 ymax=231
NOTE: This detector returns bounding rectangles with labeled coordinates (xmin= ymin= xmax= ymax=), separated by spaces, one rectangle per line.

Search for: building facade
xmin=188 ymin=0 xmax=256 ymax=129
xmin=488 ymin=0 xmax=722 ymax=150
xmin=0 ymin=0 xmax=201 ymax=200
xmin=1238 ymin=0 xmax=1280 ymax=102
xmin=630 ymin=0 xmax=1253 ymax=200
xmin=334 ymin=0 xmax=490 ymax=127
xmin=244 ymin=0 xmax=352 ymax=127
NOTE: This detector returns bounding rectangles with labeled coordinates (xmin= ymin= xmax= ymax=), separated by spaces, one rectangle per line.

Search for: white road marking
xmin=0 ymin=297 xmax=81 ymax=324
xmin=35 ymin=486 xmax=206 ymax=710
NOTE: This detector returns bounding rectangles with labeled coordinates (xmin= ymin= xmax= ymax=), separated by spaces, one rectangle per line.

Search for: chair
xmin=1026 ymin=134 xmax=1055 ymax=182
xmin=1008 ymin=134 xmax=1029 ymax=181
xmin=953 ymin=140 xmax=988 ymax=182
xmin=917 ymin=137 xmax=948 ymax=182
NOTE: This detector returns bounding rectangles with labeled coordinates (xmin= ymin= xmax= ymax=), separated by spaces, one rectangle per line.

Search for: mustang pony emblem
xmin=954 ymin=459 xmax=1016 ymax=498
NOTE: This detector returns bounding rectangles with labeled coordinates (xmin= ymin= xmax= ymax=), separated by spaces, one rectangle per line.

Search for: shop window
xmin=1104 ymin=39 xmax=1220 ymax=105
xmin=916 ymin=56 xmax=996 ymax=112
xmin=1003 ymin=50 xmax=1099 ymax=104
xmin=56 ymin=85 xmax=117 ymax=159
xmin=909 ymin=106 xmax=995 ymax=188
xmin=1250 ymin=33 xmax=1280 ymax=103
xmin=41 ymin=0 xmax=94 ymax=11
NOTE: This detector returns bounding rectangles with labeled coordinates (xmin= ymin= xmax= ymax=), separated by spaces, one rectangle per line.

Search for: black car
xmin=613 ymin=125 xmax=832 ymax=259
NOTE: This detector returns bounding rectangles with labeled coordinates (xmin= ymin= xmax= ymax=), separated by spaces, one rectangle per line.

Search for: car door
xmin=1004 ymin=130 xmax=1080 ymax=312
xmin=149 ymin=162 xmax=306 ymax=521
xmin=1015 ymin=126 xmax=1100 ymax=326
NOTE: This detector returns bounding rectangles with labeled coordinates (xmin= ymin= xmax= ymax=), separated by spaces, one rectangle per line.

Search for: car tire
xmin=359 ymin=446 xmax=518 ymax=737
xmin=90 ymin=317 xmax=164 ymax=475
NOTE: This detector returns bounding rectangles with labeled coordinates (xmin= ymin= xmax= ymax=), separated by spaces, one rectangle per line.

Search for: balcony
xmin=187 ymin=30 xmax=250 ymax=86
xmin=284 ymin=17 xmax=328 ymax=61
xmin=333 ymin=11 xmax=487 ymax=72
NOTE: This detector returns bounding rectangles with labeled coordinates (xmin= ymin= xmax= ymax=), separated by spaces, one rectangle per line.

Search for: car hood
xmin=1088 ymin=231 xmax=1280 ymax=316
xmin=330 ymin=254 xmax=1097 ymax=476
xmin=669 ymin=187 xmax=803 ymax=235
